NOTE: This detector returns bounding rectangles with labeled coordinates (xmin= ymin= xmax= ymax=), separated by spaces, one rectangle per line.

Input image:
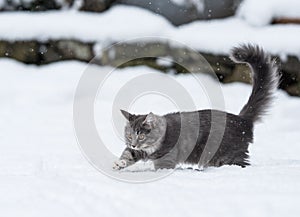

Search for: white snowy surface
xmin=1 ymin=5 xmax=300 ymax=58
xmin=238 ymin=0 xmax=300 ymax=26
xmin=0 ymin=59 xmax=300 ymax=217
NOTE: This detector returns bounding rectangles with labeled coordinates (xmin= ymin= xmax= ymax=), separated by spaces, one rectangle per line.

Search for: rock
xmin=0 ymin=40 xmax=39 ymax=64
xmin=286 ymin=83 xmax=300 ymax=96
xmin=280 ymin=56 xmax=300 ymax=80
xmin=40 ymin=40 xmax=93 ymax=64
xmin=0 ymin=0 xmax=72 ymax=11
xmin=223 ymin=64 xmax=252 ymax=84
xmin=201 ymin=53 xmax=234 ymax=80
xmin=80 ymin=0 xmax=115 ymax=12
xmin=116 ymin=0 xmax=242 ymax=26
xmin=99 ymin=42 xmax=168 ymax=66
xmin=0 ymin=0 xmax=240 ymax=25
xmin=0 ymin=39 xmax=299 ymax=97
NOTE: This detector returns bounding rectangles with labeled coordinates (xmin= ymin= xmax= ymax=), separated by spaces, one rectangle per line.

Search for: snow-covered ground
xmin=238 ymin=0 xmax=300 ymax=26
xmin=1 ymin=58 xmax=300 ymax=217
xmin=0 ymin=5 xmax=300 ymax=58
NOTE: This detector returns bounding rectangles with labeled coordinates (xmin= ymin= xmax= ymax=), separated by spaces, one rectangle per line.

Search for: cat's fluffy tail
xmin=230 ymin=44 xmax=280 ymax=123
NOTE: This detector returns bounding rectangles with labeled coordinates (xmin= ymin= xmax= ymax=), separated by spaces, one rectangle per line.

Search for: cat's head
xmin=120 ymin=110 xmax=167 ymax=154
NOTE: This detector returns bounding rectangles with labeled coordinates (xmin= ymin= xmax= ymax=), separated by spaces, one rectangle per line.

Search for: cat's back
xmin=165 ymin=109 xmax=252 ymax=132
xmin=197 ymin=109 xmax=253 ymax=137
xmin=164 ymin=109 xmax=254 ymax=167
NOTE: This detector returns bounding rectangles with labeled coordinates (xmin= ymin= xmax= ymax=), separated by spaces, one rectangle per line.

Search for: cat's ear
xmin=143 ymin=112 xmax=157 ymax=127
xmin=120 ymin=109 xmax=133 ymax=121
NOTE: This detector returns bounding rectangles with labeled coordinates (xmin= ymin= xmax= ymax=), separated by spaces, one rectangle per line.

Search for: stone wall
xmin=1 ymin=39 xmax=299 ymax=96
xmin=1 ymin=1 xmax=299 ymax=96
xmin=0 ymin=0 xmax=240 ymax=25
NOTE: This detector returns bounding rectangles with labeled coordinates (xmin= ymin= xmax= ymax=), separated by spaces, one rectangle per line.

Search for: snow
xmin=170 ymin=0 xmax=186 ymax=6
xmin=1 ymin=59 xmax=300 ymax=217
xmin=174 ymin=18 xmax=300 ymax=58
xmin=1 ymin=1 xmax=300 ymax=214
xmin=156 ymin=56 xmax=174 ymax=67
xmin=0 ymin=6 xmax=171 ymax=42
xmin=171 ymin=0 xmax=205 ymax=12
xmin=238 ymin=0 xmax=300 ymax=26
xmin=1 ymin=5 xmax=300 ymax=57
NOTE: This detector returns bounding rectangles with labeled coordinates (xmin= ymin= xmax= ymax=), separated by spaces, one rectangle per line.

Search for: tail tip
xmin=230 ymin=44 xmax=269 ymax=64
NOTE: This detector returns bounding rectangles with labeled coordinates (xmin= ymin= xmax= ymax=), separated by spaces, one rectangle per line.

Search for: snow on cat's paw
xmin=113 ymin=159 xmax=127 ymax=170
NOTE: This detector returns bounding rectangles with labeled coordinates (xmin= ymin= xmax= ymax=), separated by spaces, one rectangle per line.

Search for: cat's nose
xmin=131 ymin=145 xmax=136 ymax=148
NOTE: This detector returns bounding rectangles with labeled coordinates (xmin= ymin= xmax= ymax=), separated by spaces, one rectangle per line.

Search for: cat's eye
xmin=138 ymin=134 xmax=145 ymax=140
xmin=127 ymin=135 xmax=132 ymax=140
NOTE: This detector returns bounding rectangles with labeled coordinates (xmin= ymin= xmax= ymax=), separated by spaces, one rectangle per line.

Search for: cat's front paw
xmin=113 ymin=159 xmax=127 ymax=170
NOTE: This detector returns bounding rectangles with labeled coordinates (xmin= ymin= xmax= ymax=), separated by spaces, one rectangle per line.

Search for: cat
xmin=113 ymin=44 xmax=279 ymax=170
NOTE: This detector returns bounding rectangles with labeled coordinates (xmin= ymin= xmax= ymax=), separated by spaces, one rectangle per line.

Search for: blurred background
xmin=1 ymin=1 xmax=300 ymax=217
xmin=0 ymin=0 xmax=299 ymax=96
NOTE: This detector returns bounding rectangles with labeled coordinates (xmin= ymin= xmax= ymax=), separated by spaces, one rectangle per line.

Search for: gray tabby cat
xmin=113 ymin=44 xmax=279 ymax=170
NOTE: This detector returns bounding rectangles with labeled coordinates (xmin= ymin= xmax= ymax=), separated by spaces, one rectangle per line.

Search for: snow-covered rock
xmin=237 ymin=0 xmax=300 ymax=26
